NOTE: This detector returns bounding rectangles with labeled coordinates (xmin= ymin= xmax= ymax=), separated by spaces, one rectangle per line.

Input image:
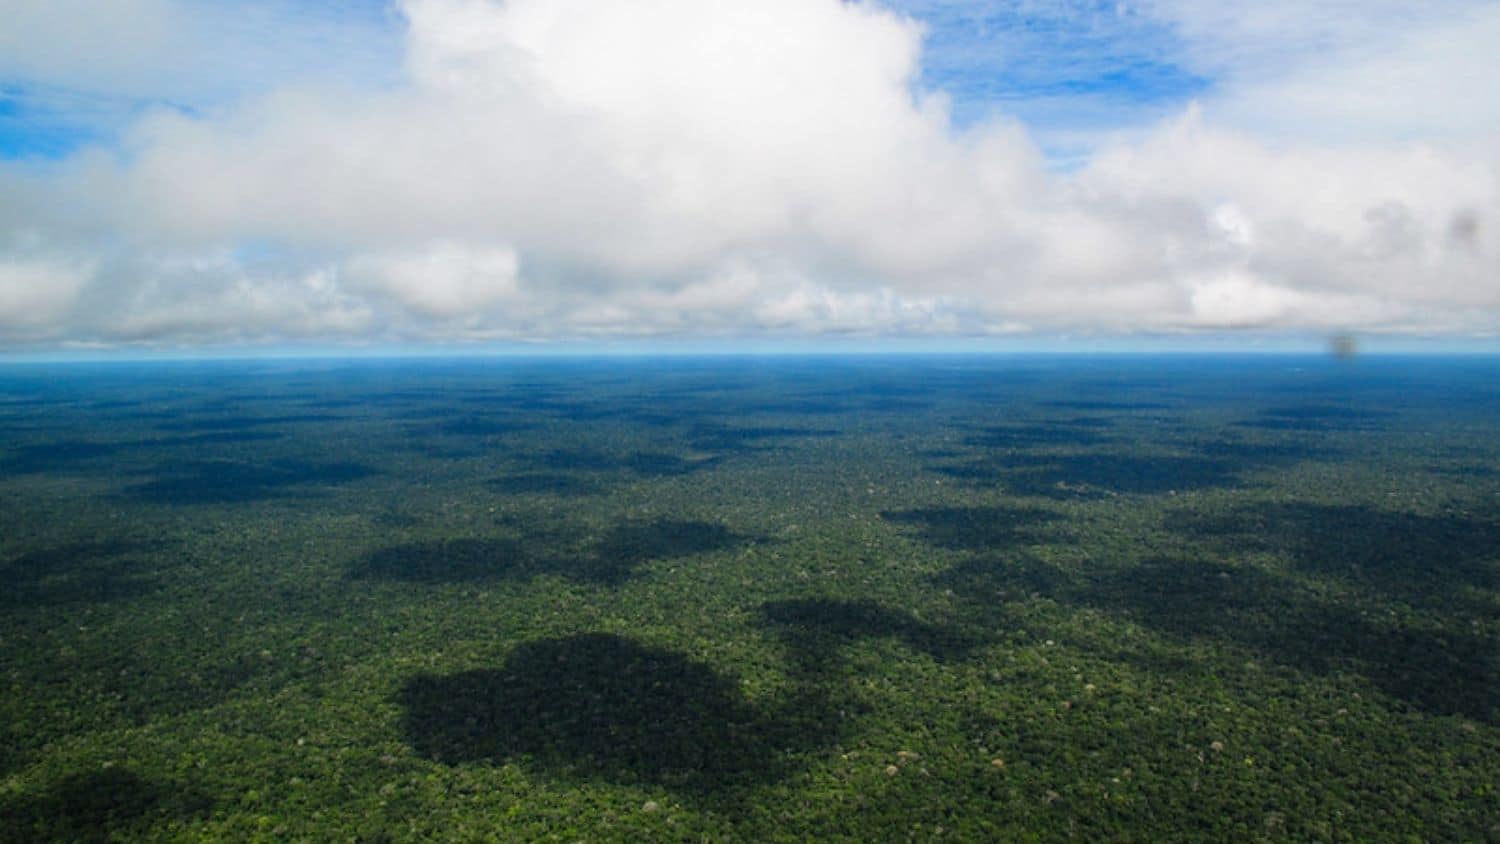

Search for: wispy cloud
xmin=0 ymin=0 xmax=401 ymax=159
xmin=886 ymin=0 xmax=1209 ymax=134
xmin=886 ymin=0 xmax=1500 ymax=150
xmin=1182 ymin=1 xmax=1500 ymax=142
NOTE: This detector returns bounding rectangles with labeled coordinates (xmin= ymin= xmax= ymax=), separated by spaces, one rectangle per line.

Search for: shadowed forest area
xmin=0 ymin=356 xmax=1497 ymax=841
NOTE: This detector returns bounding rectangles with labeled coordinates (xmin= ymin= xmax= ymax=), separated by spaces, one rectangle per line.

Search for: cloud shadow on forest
xmin=0 ymin=768 xmax=213 ymax=844
xmin=398 ymin=633 xmax=841 ymax=797
xmin=122 ymin=459 xmax=377 ymax=505
xmin=352 ymin=519 xmax=752 ymax=587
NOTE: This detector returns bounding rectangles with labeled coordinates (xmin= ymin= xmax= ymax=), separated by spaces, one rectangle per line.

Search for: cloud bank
xmin=0 ymin=0 xmax=1496 ymax=349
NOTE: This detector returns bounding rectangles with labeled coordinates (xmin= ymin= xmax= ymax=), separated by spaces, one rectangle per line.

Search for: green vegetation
xmin=0 ymin=356 xmax=1496 ymax=841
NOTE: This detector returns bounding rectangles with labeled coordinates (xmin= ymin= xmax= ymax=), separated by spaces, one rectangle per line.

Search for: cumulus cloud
xmin=0 ymin=0 xmax=1496 ymax=348
xmin=346 ymin=243 xmax=522 ymax=320
xmin=0 ymin=255 xmax=95 ymax=332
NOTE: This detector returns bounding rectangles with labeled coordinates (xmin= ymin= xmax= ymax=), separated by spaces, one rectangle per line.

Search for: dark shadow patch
xmin=123 ymin=459 xmax=375 ymax=505
xmin=1083 ymin=558 xmax=1499 ymax=723
xmin=154 ymin=431 xmax=286 ymax=447
xmin=689 ymin=425 xmax=839 ymax=453
xmin=931 ymin=463 xmax=1009 ymax=485
xmin=512 ymin=449 xmax=719 ymax=478
xmin=1237 ymin=403 xmax=1393 ymax=432
xmin=1058 ymin=416 xmax=1117 ymax=428
xmin=505 ymin=397 xmax=581 ymax=415
xmin=620 ymin=452 xmax=716 ymax=477
xmin=863 ymin=397 xmax=931 ymax=412
xmin=454 ymin=392 xmax=514 ymax=405
xmin=353 ymin=520 xmax=748 ymax=586
xmin=398 ymin=634 xmax=818 ymax=794
xmin=1169 ymin=503 xmax=1500 ymax=604
xmin=1192 ymin=437 xmax=1339 ymax=464
xmin=1008 ymin=454 xmax=1239 ymax=497
xmin=1260 ymin=403 xmax=1392 ymax=421
xmin=527 ymin=448 xmax=620 ymax=472
xmin=487 ymin=474 xmax=604 ymax=497
xmin=1428 ymin=464 xmax=1498 ymax=478
xmin=883 ymin=506 xmax=1061 ymax=551
xmin=4 ymin=647 xmax=270 ymax=777
xmin=533 ymin=402 xmax=624 ymax=421
xmin=402 ymin=443 xmax=485 ymax=460
xmin=297 ymin=397 xmax=371 ymax=409
xmin=155 ymin=413 xmax=339 ymax=432
xmin=759 ymin=599 xmax=978 ymax=662
xmin=361 ymin=390 xmax=448 ymax=403
xmin=584 ymin=520 xmax=749 ymax=585
xmin=931 ymin=554 xmax=1075 ymax=604
xmin=1 ymin=432 xmax=290 ymax=477
xmin=928 ymin=542 xmax=1500 ymax=722
xmin=1087 ymin=558 xmax=1289 ymax=637
xmin=356 ymin=539 xmax=529 ymax=583
xmin=0 ymin=541 xmax=168 ymax=607
xmin=432 ymin=415 xmax=534 ymax=437
xmin=0 ymin=440 xmax=122 ymax=475
xmin=507 ymin=398 xmax=618 ymax=419
xmin=0 ymin=395 xmax=61 ymax=408
xmin=618 ymin=409 xmax=690 ymax=428
xmin=387 ymin=406 xmax=453 ymax=421
xmin=371 ymin=510 xmax=421 ymax=529
xmin=1042 ymin=400 xmax=1170 ymax=411
xmin=965 ymin=423 xmax=1111 ymax=449
xmin=935 ymin=454 xmax=1239 ymax=498
xmin=0 ymin=768 xmax=213 ymax=844
xmin=1237 ymin=418 xmax=1362 ymax=432
xmin=862 ymin=381 xmax=935 ymax=397
xmin=743 ymin=399 xmax=849 ymax=416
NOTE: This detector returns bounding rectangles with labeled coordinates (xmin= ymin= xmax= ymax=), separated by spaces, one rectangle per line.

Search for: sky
xmin=0 ymin=0 xmax=1497 ymax=354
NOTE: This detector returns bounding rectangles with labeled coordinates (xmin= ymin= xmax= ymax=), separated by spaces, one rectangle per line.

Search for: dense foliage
xmin=1 ymin=356 xmax=1496 ymax=841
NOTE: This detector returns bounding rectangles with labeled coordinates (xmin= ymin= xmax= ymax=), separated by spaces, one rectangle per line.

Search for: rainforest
xmin=1 ymin=355 xmax=1496 ymax=841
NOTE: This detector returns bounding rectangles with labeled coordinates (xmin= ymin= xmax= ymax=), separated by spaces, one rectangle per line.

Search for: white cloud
xmin=0 ymin=0 xmax=398 ymax=102
xmin=78 ymin=251 xmax=375 ymax=345
xmin=0 ymin=256 xmax=94 ymax=330
xmin=0 ymin=0 xmax=178 ymax=96
xmin=0 ymin=0 xmax=1496 ymax=348
xmin=346 ymin=242 xmax=521 ymax=320
xmin=1145 ymin=0 xmax=1500 ymax=141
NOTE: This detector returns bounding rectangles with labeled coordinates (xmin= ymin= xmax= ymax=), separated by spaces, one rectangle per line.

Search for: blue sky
xmin=884 ymin=1 xmax=1210 ymax=148
xmin=0 ymin=1 xmax=1210 ymax=164
xmin=0 ymin=0 xmax=1496 ymax=353
xmin=0 ymin=1 xmax=401 ymax=161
